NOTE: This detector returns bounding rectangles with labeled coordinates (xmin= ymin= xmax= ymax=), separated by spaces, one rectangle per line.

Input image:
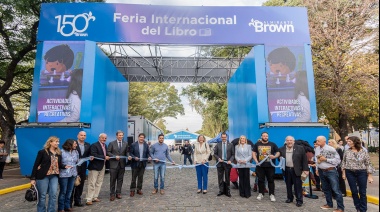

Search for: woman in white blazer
xmin=194 ymin=135 xmax=211 ymax=194
xmin=235 ymin=135 xmax=252 ymax=198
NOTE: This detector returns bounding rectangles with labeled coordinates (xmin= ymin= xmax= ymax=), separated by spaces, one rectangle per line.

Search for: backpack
xmin=25 ymin=184 xmax=38 ymax=202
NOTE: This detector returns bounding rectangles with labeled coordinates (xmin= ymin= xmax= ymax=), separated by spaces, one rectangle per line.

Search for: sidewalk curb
xmin=346 ymin=190 xmax=379 ymax=205
xmin=0 ymin=183 xmax=31 ymax=195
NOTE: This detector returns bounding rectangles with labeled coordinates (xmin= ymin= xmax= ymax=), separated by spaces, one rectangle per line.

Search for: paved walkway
xmin=0 ymin=152 xmax=378 ymax=211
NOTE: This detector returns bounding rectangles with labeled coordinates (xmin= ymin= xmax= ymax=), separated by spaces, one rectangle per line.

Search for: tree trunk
xmin=338 ymin=113 xmax=349 ymax=140
xmin=1 ymin=126 xmax=15 ymax=157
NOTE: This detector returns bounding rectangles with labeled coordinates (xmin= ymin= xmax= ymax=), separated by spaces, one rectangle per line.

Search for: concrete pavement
xmin=0 ymin=152 xmax=378 ymax=211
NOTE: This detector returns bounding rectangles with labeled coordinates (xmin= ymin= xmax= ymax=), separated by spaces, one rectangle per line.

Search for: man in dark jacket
xmin=181 ymin=141 xmax=193 ymax=165
xmin=85 ymin=133 xmax=109 ymax=205
xmin=107 ymin=130 xmax=129 ymax=201
xmin=128 ymin=133 xmax=151 ymax=197
xmin=279 ymin=136 xmax=309 ymax=207
xmin=71 ymin=131 xmax=91 ymax=207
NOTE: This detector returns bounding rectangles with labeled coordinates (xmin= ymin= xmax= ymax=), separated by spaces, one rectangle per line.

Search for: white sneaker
xmin=257 ymin=193 xmax=263 ymax=200
xmin=270 ymin=194 xmax=276 ymax=202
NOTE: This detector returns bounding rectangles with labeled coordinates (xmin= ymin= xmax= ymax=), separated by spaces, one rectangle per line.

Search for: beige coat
xmin=194 ymin=142 xmax=211 ymax=163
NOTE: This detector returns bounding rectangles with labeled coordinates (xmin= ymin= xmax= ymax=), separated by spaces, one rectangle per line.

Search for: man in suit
xmin=107 ymin=130 xmax=128 ymax=201
xmin=279 ymin=136 xmax=309 ymax=207
xmin=71 ymin=131 xmax=91 ymax=207
xmin=85 ymin=133 xmax=109 ymax=205
xmin=213 ymin=132 xmax=235 ymax=197
xmin=128 ymin=133 xmax=151 ymax=197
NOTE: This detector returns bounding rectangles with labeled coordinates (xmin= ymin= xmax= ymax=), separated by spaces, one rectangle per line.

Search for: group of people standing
xmin=30 ymin=130 xmax=374 ymax=212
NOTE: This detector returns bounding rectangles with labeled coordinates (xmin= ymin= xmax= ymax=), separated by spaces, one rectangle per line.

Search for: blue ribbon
xmin=74 ymin=156 xmax=285 ymax=171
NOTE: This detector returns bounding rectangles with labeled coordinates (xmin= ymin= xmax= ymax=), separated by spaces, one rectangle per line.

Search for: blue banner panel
xmin=37 ymin=41 xmax=85 ymax=122
xmin=165 ymin=131 xmax=198 ymax=140
xmin=265 ymin=46 xmax=315 ymax=122
xmin=15 ymin=127 xmax=83 ymax=176
xmin=38 ymin=3 xmax=310 ymax=45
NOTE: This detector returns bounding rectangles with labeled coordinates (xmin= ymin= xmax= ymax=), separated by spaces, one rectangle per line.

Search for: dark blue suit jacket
xmin=88 ymin=141 xmax=108 ymax=171
xmin=129 ymin=141 xmax=151 ymax=169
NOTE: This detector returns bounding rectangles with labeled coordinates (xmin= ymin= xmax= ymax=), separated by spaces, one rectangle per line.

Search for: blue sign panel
xmin=165 ymin=131 xmax=198 ymax=140
xmin=265 ymin=45 xmax=316 ymax=122
xmin=37 ymin=41 xmax=85 ymax=122
xmin=38 ymin=3 xmax=311 ymax=45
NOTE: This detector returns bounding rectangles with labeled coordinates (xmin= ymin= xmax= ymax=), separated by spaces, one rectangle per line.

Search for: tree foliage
xmin=264 ymin=0 xmax=379 ymax=138
xmin=128 ymin=82 xmax=184 ymax=124
xmin=0 ymin=0 xmax=103 ymax=152
xmin=182 ymin=83 xmax=228 ymax=137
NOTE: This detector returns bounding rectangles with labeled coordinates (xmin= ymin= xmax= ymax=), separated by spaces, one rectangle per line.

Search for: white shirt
xmin=315 ymin=144 xmax=341 ymax=169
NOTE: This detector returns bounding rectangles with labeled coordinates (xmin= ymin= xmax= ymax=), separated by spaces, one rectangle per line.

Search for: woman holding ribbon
xmin=194 ymin=135 xmax=211 ymax=194
xmin=58 ymin=139 xmax=79 ymax=212
xmin=235 ymin=135 xmax=252 ymax=198
xmin=31 ymin=136 xmax=65 ymax=212
xmin=342 ymin=136 xmax=374 ymax=212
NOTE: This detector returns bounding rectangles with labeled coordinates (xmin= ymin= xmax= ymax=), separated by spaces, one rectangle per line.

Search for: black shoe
xmin=74 ymin=202 xmax=84 ymax=207
xmin=232 ymin=182 xmax=239 ymax=189
xmin=217 ymin=192 xmax=224 ymax=196
xmin=296 ymin=203 xmax=302 ymax=207
xmin=285 ymin=199 xmax=293 ymax=203
xmin=226 ymin=192 xmax=231 ymax=197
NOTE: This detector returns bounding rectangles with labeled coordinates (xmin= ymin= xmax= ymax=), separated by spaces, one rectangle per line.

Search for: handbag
xmin=205 ymin=143 xmax=213 ymax=161
xmin=5 ymin=155 xmax=11 ymax=163
xmin=74 ymin=176 xmax=81 ymax=186
xmin=25 ymin=184 xmax=38 ymax=202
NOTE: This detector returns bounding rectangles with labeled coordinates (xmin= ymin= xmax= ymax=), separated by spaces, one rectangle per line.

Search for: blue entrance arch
xmin=15 ymin=3 xmax=329 ymax=175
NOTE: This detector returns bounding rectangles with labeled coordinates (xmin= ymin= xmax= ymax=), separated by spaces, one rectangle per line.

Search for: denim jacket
xmin=59 ymin=149 xmax=79 ymax=178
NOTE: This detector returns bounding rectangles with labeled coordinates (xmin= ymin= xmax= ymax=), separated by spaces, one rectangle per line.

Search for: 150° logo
xmin=55 ymin=12 xmax=96 ymax=37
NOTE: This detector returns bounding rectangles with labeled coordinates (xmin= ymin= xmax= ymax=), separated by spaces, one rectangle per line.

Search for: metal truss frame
xmin=97 ymin=44 xmax=248 ymax=83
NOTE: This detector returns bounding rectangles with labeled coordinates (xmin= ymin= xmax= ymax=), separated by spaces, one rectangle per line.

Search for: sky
xmin=106 ymin=0 xmax=267 ymax=133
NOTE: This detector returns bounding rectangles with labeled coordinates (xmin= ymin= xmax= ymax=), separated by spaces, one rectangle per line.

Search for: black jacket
xmin=279 ymin=145 xmax=309 ymax=176
xmin=75 ymin=140 xmax=91 ymax=174
xmin=30 ymin=149 xmax=65 ymax=180
xmin=129 ymin=141 xmax=151 ymax=169
xmin=88 ymin=142 xmax=108 ymax=171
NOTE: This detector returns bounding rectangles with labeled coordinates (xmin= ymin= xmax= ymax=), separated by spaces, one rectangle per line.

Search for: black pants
xmin=285 ymin=167 xmax=303 ymax=204
xmin=109 ymin=165 xmax=126 ymax=195
xmin=71 ymin=166 xmax=86 ymax=205
xmin=238 ymin=168 xmax=251 ymax=198
xmin=256 ymin=166 xmax=275 ymax=195
xmin=311 ymin=166 xmax=321 ymax=189
xmin=337 ymin=167 xmax=347 ymax=195
xmin=130 ymin=165 xmax=146 ymax=191
xmin=0 ymin=162 xmax=5 ymax=179
xmin=217 ymin=163 xmax=231 ymax=193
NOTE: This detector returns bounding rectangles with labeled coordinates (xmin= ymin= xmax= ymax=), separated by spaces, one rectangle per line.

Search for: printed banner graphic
xmin=38 ymin=3 xmax=311 ymax=45
xmin=37 ymin=41 xmax=85 ymax=122
xmin=265 ymin=46 xmax=311 ymax=122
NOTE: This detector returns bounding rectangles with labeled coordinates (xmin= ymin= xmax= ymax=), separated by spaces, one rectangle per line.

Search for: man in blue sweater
xmin=150 ymin=134 xmax=175 ymax=195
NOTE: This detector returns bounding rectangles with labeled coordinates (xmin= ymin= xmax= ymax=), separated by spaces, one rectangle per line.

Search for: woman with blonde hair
xmin=235 ymin=135 xmax=252 ymax=198
xmin=194 ymin=135 xmax=211 ymax=194
xmin=30 ymin=136 xmax=66 ymax=212
xmin=328 ymin=139 xmax=346 ymax=197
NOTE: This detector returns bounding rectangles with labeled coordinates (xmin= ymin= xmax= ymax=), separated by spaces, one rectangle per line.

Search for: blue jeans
xmin=58 ymin=176 xmax=75 ymax=210
xmin=319 ymin=168 xmax=344 ymax=210
xmin=36 ymin=175 xmax=58 ymax=212
xmin=346 ymin=169 xmax=368 ymax=212
xmin=153 ymin=162 xmax=166 ymax=189
xmin=184 ymin=154 xmax=193 ymax=165
xmin=195 ymin=163 xmax=209 ymax=190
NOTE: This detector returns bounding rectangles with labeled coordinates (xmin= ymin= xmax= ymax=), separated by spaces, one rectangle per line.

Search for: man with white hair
xmin=278 ymin=136 xmax=309 ymax=207
xmin=86 ymin=133 xmax=110 ymax=205
xmin=315 ymin=136 xmax=344 ymax=212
